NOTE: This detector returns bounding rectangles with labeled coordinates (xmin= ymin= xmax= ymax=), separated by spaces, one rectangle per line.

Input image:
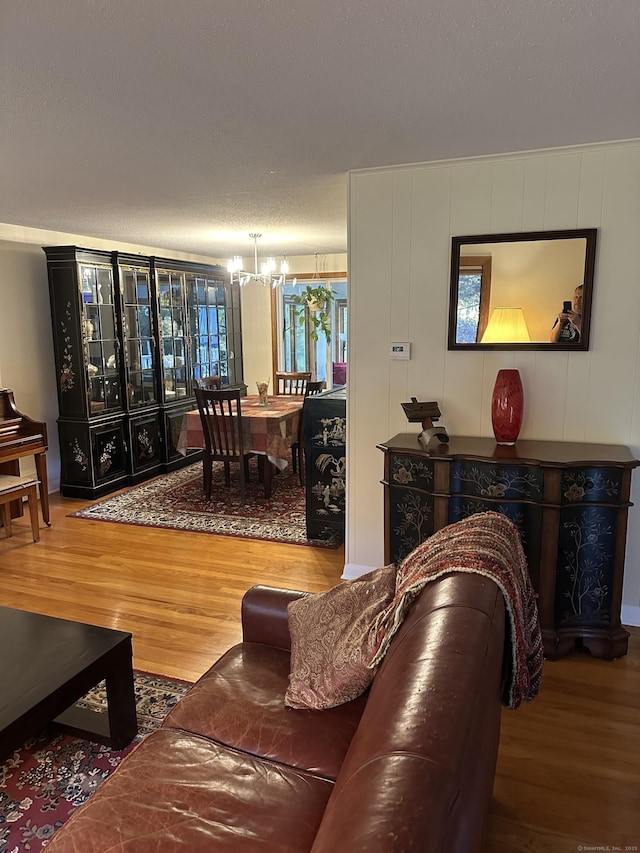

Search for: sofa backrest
xmin=310 ymin=572 xmax=505 ymax=853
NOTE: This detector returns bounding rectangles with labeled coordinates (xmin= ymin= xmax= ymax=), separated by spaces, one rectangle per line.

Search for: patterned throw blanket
xmin=370 ymin=511 xmax=543 ymax=709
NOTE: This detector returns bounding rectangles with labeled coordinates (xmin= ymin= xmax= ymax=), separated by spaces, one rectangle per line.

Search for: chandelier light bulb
xmin=228 ymin=234 xmax=296 ymax=288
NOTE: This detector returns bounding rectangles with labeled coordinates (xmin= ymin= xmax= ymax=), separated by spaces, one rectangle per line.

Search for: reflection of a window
xmin=456 ymin=256 xmax=492 ymax=344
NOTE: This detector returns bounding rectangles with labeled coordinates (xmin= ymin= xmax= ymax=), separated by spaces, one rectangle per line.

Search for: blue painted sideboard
xmin=378 ymin=433 xmax=639 ymax=660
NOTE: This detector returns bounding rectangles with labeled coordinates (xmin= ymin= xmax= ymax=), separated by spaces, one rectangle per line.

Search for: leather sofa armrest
xmin=241 ymin=585 xmax=309 ymax=651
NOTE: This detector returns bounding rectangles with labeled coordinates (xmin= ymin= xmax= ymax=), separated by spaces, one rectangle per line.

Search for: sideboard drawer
xmin=389 ymin=453 xmax=434 ymax=493
xmin=560 ymin=468 xmax=624 ymax=505
xmin=451 ymin=459 xmax=543 ymax=500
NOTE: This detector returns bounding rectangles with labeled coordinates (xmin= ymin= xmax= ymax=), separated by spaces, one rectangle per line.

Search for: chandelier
xmin=227 ymin=233 xmax=290 ymax=287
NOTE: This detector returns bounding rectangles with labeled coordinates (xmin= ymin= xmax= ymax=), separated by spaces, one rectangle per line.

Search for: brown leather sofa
xmin=47 ymin=573 xmax=506 ymax=852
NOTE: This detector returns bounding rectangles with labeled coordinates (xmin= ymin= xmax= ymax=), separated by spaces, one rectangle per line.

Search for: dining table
xmin=176 ymin=394 xmax=304 ymax=498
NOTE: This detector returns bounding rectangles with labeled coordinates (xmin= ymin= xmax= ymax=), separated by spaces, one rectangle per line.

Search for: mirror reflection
xmin=448 ymin=229 xmax=597 ymax=350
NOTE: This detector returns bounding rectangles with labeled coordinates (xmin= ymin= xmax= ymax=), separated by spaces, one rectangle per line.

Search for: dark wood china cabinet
xmin=379 ymin=434 xmax=638 ymax=661
xmin=45 ymin=246 xmax=244 ymax=498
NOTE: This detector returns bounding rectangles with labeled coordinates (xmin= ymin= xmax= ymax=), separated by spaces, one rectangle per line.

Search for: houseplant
xmin=291 ymin=284 xmax=334 ymax=342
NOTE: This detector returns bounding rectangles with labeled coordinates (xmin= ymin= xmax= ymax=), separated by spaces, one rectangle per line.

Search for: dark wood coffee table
xmin=0 ymin=606 xmax=138 ymax=760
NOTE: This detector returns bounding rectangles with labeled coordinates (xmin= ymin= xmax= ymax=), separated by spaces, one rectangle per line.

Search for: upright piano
xmin=0 ymin=389 xmax=50 ymax=525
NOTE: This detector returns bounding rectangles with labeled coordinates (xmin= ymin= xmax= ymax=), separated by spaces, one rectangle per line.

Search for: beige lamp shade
xmin=481 ymin=307 xmax=531 ymax=343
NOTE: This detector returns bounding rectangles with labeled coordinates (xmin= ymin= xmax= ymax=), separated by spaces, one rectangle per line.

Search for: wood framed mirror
xmin=448 ymin=228 xmax=598 ymax=351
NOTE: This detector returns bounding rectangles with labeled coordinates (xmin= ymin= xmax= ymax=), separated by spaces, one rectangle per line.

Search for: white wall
xmin=347 ymin=139 xmax=640 ymax=625
xmin=0 ymin=241 xmax=61 ymax=483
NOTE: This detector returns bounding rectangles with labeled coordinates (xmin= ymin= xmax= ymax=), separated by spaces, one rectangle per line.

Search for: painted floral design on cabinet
xmin=137 ymin=428 xmax=158 ymax=462
xmin=59 ymin=304 xmax=75 ymax=392
xmin=451 ymin=462 xmax=542 ymax=499
xmin=390 ymin=455 xmax=433 ymax=491
xmin=561 ymin=469 xmax=622 ymax=503
xmin=71 ymin=437 xmax=89 ymax=472
xmin=391 ymin=489 xmax=434 ymax=562
xmin=556 ymin=507 xmax=616 ymax=627
xmin=98 ymin=439 xmax=117 ymax=478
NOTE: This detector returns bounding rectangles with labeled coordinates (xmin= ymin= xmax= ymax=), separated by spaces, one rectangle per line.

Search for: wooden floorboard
xmin=1 ymin=491 xmax=638 ymax=851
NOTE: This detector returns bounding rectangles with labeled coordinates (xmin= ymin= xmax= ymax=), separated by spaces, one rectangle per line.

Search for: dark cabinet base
xmin=544 ymin=625 xmax=630 ymax=661
xmin=379 ymin=434 xmax=638 ymax=661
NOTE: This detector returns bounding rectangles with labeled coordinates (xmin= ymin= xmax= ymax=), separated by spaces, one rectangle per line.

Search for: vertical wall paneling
xmin=348 ymin=172 xmax=395 ymax=570
xmin=521 ymin=158 xmax=548 ymax=231
xmin=542 ymin=153 xmax=582 ymax=228
xmin=347 ymin=140 xmax=640 ymax=619
xmin=406 ymin=166 xmax=452 ymax=437
xmin=489 ymin=160 xmax=525 ymax=234
xmin=388 ymin=172 xmax=414 ymax=439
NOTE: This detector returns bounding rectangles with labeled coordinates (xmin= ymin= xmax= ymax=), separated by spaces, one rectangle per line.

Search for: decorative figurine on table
xmin=401 ymin=398 xmax=449 ymax=450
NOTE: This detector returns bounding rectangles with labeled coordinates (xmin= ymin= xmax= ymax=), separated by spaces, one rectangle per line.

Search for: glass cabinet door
xmin=187 ymin=273 xmax=228 ymax=386
xmin=156 ymin=269 xmax=188 ymax=403
xmin=79 ymin=263 xmax=122 ymax=415
xmin=120 ymin=265 xmax=157 ymax=408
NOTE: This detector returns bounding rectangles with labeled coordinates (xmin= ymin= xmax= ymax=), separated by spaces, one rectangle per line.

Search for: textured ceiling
xmin=1 ymin=0 xmax=639 ymax=259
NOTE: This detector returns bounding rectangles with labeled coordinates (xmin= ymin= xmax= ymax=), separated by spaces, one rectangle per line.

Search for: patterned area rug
xmin=0 ymin=671 xmax=191 ymax=852
xmin=70 ymin=461 xmax=341 ymax=547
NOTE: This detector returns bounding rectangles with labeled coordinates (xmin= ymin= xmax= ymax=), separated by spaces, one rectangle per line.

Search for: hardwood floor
xmin=1 ymin=492 xmax=639 ymax=852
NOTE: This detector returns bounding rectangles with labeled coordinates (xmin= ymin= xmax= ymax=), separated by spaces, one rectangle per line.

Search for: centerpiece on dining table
xmin=256 ymin=379 xmax=269 ymax=406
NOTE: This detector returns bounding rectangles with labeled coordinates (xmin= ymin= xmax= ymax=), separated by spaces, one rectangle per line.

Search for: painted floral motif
xmin=59 ymin=304 xmax=75 ymax=392
xmin=137 ymin=428 xmax=157 ymax=461
xmin=563 ymin=483 xmax=585 ymax=501
xmin=98 ymin=439 xmax=117 ymax=478
xmin=454 ymin=465 xmax=541 ymax=498
xmin=562 ymin=470 xmax=620 ymax=502
xmin=560 ymin=518 xmax=613 ymax=621
xmin=71 ymin=438 xmax=89 ymax=472
xmin=393 ymin=491 xmax=433 ymax=559
xmin=391 ymin=457 xmax=433 ymax=487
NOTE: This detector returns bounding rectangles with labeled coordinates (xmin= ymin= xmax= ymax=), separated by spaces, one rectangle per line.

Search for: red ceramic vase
xmin=491 ymin=369 xmax=524 ymax=445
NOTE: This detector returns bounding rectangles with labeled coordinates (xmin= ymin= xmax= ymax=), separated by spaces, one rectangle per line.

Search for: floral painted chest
xmin=379 ymin=434 xmax=639 ymax=660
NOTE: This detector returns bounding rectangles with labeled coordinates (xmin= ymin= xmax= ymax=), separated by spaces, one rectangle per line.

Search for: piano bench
xmin=0 ymin=475 xmax=41 ymax=542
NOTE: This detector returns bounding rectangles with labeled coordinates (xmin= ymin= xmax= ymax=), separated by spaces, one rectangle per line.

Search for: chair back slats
xmin=275 ymin=371 xmax=311 ymax=396
xmin=195 ymin=388 xmax=245 ymax=460
xmin=305 ymin=380 xmax=326 ymax=398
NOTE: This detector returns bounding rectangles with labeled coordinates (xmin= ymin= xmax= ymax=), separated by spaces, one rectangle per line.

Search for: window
xmin=455 ymin=256 xmax=491 ymax=344
xmin=275 ymin=276 xmax=347 ymax=384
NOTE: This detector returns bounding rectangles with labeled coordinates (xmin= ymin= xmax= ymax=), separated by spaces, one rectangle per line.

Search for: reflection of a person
xmin=549 ymin=285 xmax=583 ymax=343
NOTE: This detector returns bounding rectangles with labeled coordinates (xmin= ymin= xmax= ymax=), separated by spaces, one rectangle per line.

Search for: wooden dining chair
xmin=198 ymin=375 xmax=221 ymax=390
xmin=194 ymin=388 xmax=256 ymax=502
xmin=292 ymin=380 xmax=325 ymax=485
xmin=275 ymin=372 xmax=311 ymax=396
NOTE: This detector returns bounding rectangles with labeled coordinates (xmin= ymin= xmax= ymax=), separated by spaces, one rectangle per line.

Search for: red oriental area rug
xmin=0 ymin=672 xmax=191 ymax=852
xmin=70 ymin=461 xmax=341 ymax=548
